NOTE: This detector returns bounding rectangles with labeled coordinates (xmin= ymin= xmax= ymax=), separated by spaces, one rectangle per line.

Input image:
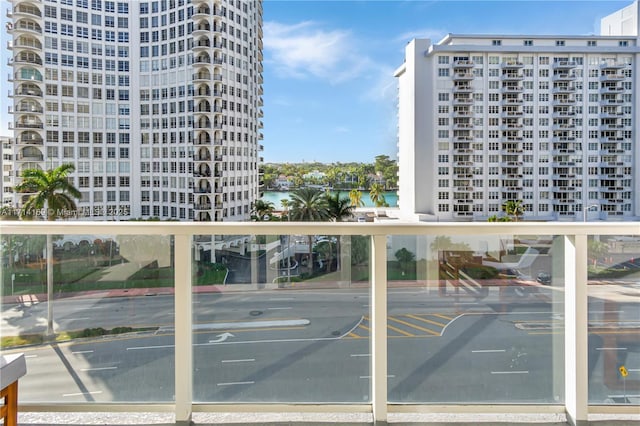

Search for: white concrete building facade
xmin=395 ymin=33 xmax=639 ymax=222
xmin=6 ymin=0 xmax=264 ymax=221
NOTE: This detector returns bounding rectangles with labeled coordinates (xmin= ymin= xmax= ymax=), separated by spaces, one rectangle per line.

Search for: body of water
xmin=261 ymin=190 xmax=398 ymax=209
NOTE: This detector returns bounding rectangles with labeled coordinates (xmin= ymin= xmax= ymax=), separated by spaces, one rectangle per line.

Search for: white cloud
xmin=264 ymin=20 xmax=371 ymax=84
xmin=395 ymin=28 xmax=447 ymax=44
xmin=334 ymin=126 xmax=350 ymax=133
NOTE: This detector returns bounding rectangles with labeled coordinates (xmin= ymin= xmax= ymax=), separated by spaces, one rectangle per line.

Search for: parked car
xmin=537 ymin=272 xmax=551 ymax=285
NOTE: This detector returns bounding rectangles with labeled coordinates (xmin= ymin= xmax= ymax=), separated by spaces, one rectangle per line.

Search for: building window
xmin=523 ymin=40 xmax=533 ymax=46
xmin=587 ymin=40 xmax=597 ymax=47
xmin=555 ymin=40 xmax=565 ymax=46
xmin=492 ymin=40 xmax=502 ymax=46
xmin=619 ymin=40 xmax=628 ymax=47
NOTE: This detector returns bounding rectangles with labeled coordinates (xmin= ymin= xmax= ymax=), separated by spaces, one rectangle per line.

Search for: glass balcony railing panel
xmin=587 ymin=235 xmax=640 ymax=405
xmin=192 ymin=233 xmax=371 ymax=403
xmin=0 ymin=234 xmax=175 ymax=403
xmin=387 ymin=234 xmax=565 ymax=404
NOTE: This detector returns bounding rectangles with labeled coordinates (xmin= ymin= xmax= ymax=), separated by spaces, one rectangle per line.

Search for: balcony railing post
xmin=174 ymin=233 xmax=193 ymax=424
xmin=371 ymin=234 xmax=388 ymax=423
xmin=564 ymin=234 xmax=588 ymax=426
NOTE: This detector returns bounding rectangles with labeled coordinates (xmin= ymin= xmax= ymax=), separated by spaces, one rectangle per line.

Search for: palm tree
xmin=326 ymin=192 xmax=355 ymax=222
xmin=15 ymin=163 xmax=81 ymax=336
xmin=369 ymin=183 xmax=387 ymax=207
xmin=326 ymin=192 xmax=355 ymax=272
xmin=502 ymin=200 xmax=524 ymax=222
xmin=251 ymin=199 xmax=275 ymax=221
xmin=289 ymin=188 xmax=329 ymax=273
xmin=349 ymin=189 xmax=364 ymax=207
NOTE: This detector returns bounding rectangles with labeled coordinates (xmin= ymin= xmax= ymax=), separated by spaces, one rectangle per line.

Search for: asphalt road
xmin=4 ymin=285 xmax=639 ymax=405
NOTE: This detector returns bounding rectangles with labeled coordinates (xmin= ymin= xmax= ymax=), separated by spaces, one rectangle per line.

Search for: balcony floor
xmin=16 ymin=412 xmax=640 ymax=425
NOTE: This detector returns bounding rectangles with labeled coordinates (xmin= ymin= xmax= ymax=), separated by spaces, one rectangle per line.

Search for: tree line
xmin=261 ymin=154 xmax=398 ymax=191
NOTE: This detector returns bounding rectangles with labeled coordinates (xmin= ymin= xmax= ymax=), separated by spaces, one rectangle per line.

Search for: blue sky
xmin=0 ymin=0 xmax=631 ymax=163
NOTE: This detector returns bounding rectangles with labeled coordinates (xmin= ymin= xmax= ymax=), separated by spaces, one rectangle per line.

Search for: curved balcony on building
xmin=599 ymin=61 xmax=626 ymax=70
xmin=11 ymin=19 xmax=43 ymax=36
xmin=192 ymin=22 xmax=211 ymax=37
xmin=552 ymin=60 xmax=576 ymax=69
xmin=15 ymin=131 xmax=43 ymax=145
xmin=196 ymin=100 xmax=212 ymax=114
xmin=194 ymin=195 xmax=212 ymax=211
xmin=192 ymin=5 xmax=211 ymax=19
xmin=552 ymin=96 xmax=576 ymax=106
xmin=11 ymin=35 xmax=42 ymax=51
xmin=13 ymin=67 xmax=43 ymax=83
xmin=14 ymin=99 xmax=44 ymax=114
xmin=13 ymin=51 xmax=43 ymax=66
xmin=194 ymin=183 xmax=212 ymax=194
xmin=500 ymin=71 xmax=523 ymax=81
xmin=195 ymin=211 xmax=212 ymax=222
xmin=193 ymin=36 xmax=211 ymax=52
xmin=500 ymin=61 xmax=524 ymax=69
xmin=193 ymin=52 xmax=212 ymax=67
xmin=452 ymin=96 xmax=473 ymax=105
xmin=18 ymin=162 xmax=42 ymax=175
xmin=195 ymin=164 xmax=211 ymax=178
xmin=195 ymin=117 xmax=212 ymax=130
xmin=194 ymin=147 xmax=212 ymax=162
xmin=599 ymin=72 xmax=625 ymax=82
xmin=501 ymin=96 xmax=523 ymax=105
xmin=10 ymin=2 xmax=42 ymax=19
xmin=500 ymin=85 xmax=523 ymax=94
xmin=452 ymin=72 xmax=474 ymax=81
xmin=552 ymin=72 xmax=576 ymax=81
xmin=17 ymin=146 xmax=43 ymax=162
xmin=195 ymin=132 xmax=211 ymax=146
xmin=552 ymin=84 xmax=576 ymax=93
xmin=452 ymin=83 xmax=473 ymax=93
xmin=452 ymin=108 xmax=473 ymax=117
xmin=15 ymin=115 xmax=43 ymax=129
xmin=453 ymin=59 xmax=474 ymax=68
xmin=214 ymin=195 xmax=223 ymax=210
xmin=193 ymin=71 xmax=212 ymax=84
xmin=599 ymin=84 xmax=623 ymax=94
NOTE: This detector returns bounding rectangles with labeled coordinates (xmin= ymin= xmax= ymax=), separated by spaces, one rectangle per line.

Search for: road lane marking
xmin=269 ymin=298 xmax=294 ymax=301
xmin=72 ymin=350 xmax=94 ymax=355
xmin=432 ymin=313 xmax=453 ymax=321
xmin=267 ymin=307 xmax=293 ymax=310
xmin=63 ymin=391 xmax=102 ymax=397
xmin=222 ymin=359 xmax=255 ymax=363
xmin=491 ymin=371 xmax=529 ymax=374
xmin=472 ymin=349 xmax=506 ymax=353
xmin=348 ymin=332 xmax=364 ymax=338
xmin=217 ymin=381 xmax=254 ymax=386
xmin=629 ymin=369 xmax=640 ymax=372
xmin=127 ymin=344 xmax=175 ymax=351
xmin=350 ymin=353 xmax=371 ymax=357
xmin=81 ymin=366 xmax=117 ymax=371
xmin=25 ymin=355 xmax=38 ymax=359
xmin=391 ymin=316 xmax=439 ymax=335
xmin=596 ymin=347 xmax=627 ymax=351
xmin=65 ymin=317 xmax=91 ymax=321
xmin=406 ymin=314 xmax=446 ymax=328
xmin=387 ymin=323 xmax=415 ymax=337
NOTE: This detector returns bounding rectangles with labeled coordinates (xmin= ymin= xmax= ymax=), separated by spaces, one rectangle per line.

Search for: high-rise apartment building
xmin=7 ymin=0 xmax=264 ymax=221
xmin=395 ymin=32 xmax=639 ymax=222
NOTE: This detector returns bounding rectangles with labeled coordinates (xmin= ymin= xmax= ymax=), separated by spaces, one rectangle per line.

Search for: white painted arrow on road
xmin=209 ymin=332 xmax=234 ymax=343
